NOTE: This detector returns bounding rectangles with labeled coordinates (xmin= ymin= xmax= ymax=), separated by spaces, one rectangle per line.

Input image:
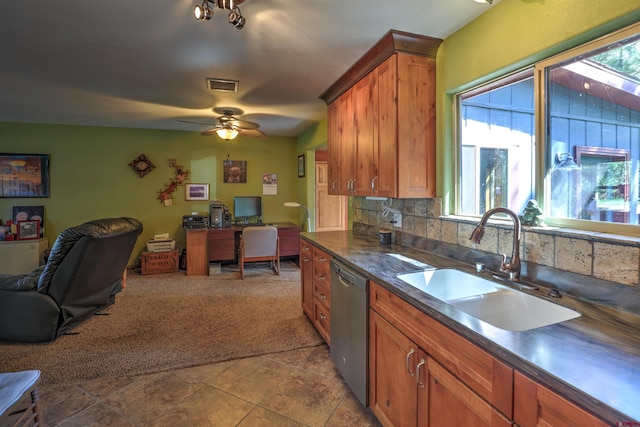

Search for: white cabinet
xmin=0 ymin=238 xmax=48 ymax=274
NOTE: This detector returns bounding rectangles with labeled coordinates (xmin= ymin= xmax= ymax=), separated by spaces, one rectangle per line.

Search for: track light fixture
xmin=193 ymin=0 xmax=246 ymax=29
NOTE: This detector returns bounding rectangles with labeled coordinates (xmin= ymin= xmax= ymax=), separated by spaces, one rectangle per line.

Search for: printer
xmin=182 ymin=214 xmax=209 ymax=229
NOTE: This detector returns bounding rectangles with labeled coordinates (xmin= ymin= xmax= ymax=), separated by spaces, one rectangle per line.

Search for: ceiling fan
xmin=179 ymin=107 xmax=267 ymax=140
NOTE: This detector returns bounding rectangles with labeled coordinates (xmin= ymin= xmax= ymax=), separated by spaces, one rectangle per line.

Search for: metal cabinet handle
xmin=318 ymin=256 xmax=326 ymax=262
xmin=416 ymin=359 xmax=426 ymax=388
xmin=331 ymin=180 xmax=337 ymax=191
xmin=318 ymin=293 xmax=327 ymax=300
xmin=406 ymin=348 xmax=416 ymax=376
xmin=319 ymin=312 xmax=327 ymax=320
xmin=303 ymin=257 xmax=311 ymax=262
xmin=319 ymin=274 xmax=327 ymax=281
xmin=371 ymin=176 xmax=377 ymax=191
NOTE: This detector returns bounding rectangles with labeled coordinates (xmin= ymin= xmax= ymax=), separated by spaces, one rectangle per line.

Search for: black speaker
xmin=210 ymin=201 xmax=223 ymax=228
xmin=223 ymin=213 xmax=232 ymax=227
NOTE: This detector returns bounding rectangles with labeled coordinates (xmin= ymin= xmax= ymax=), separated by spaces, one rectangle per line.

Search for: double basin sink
xmin=397 ymin=269 xmax=580 ymax=331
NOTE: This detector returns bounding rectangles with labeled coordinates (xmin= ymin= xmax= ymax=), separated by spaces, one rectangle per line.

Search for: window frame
xmin=454 ymin=22 xmax=640 ymax=237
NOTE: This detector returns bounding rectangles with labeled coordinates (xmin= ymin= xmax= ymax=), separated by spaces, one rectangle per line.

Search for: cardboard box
xmin=141 ymin=250 xmax=179 ymax=275
xmin=146 ymin=239 xmax=176 ymax=252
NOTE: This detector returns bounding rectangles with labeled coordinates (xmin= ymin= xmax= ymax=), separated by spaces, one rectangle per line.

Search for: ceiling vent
xmin=206 ymin=78 xmax=239 ymax=92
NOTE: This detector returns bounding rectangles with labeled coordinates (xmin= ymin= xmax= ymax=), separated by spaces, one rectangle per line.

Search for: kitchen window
xmin=456 ymin=22 xmax=640 ymax=234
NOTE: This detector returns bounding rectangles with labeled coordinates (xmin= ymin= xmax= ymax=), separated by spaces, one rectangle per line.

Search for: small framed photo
xmin=185 ymin=183 xmax=209 ymax=201
xmin=297 ymin=154 xmax=305 ymax=178
xmin=17 ymin=219 xmax=40 ymax=240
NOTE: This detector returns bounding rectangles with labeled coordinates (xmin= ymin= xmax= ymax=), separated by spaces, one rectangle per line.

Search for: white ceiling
xmin=0 ymin=0 xmax=496 ymax=138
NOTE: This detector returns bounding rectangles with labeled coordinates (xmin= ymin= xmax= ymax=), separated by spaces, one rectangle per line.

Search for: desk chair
xmin=239 ymin=226 xmax=280 ymax=279
xmin=0 ymin=370 xmax=42 ymax=427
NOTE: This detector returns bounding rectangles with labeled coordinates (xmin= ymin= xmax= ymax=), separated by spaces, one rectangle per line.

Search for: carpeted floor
xmin=0 ymin=261 xmax=323 ymax=386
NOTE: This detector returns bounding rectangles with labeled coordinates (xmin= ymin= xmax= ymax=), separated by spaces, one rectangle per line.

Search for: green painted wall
xmin=295 ymin=115 xmax=329 ymax=231
xmin=0 ymin=122 xmax=299 ymax=265
xmin=436 ymin=0 xmax=640 ymax=214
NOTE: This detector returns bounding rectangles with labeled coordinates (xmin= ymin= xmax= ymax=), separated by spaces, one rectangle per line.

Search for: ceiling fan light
xmin=216 ymin=128 xmax=239 ymax=140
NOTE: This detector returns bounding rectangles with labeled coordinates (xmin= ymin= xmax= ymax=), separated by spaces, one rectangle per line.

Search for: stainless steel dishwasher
xmin=330 ymin=259 xmax=368 ymax=406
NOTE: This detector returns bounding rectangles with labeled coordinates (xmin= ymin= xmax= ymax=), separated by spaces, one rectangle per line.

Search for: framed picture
xmin=0 ymin=154 xmax=50 ymax=198
xmin=223 ymin=160 xmax=247 ymax=183
xmin=298 ymin=154 xmax=305 ymax=178
xmin=17 ymin=219 xmax=40 ymax=240
xmin=13 ymin=205 xmax=45 ymax=238
xmin=185 ymin=183 xmax=209 ymax=201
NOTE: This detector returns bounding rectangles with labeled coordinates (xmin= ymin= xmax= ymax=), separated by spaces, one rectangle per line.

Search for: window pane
xmin=459 ymin=76 xmax=535 ymax=216
xmin=546 ymin=34 xmax=640 ymax=224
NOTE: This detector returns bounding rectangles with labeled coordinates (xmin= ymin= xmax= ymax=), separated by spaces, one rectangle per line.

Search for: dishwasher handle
xmin=332 ymin=261 xmax=368 ymax=291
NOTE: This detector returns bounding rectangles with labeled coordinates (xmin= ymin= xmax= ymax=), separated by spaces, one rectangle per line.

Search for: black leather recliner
xmin=0 ymin=217 xmax=143 ymax=343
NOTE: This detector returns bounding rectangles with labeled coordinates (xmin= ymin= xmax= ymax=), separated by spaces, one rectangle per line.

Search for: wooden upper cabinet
xmin=327 ymin=91 xmax=355 ymax=195
xmin=320 ymin=30 xmax=442 ymax=198
xmin=354 ymin=72 xmax=376 ymax=195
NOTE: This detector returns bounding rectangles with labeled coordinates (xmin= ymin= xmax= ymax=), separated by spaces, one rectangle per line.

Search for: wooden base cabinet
xmin=300 ymin=239 xmax=332 ymax=344
xmin=369 ymin=281 xmax=514 ymax=427
xmin=514 ymin=372 xmax=607 ymax=427
xmin=300 ymin=240 xmax=314 ymax=318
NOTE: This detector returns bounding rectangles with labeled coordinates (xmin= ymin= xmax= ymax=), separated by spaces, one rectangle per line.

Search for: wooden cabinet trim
xmin=320 ymin=29 xmax=442 ymax=105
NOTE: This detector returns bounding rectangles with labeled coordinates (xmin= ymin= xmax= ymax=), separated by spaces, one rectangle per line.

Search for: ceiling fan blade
xmin=178 ymin=119 xmax=216 ymax=126
xmin=239 ymin=128 xmax=267 ymax=139
xmin=229 ymin=119 xmax=259 ymax=130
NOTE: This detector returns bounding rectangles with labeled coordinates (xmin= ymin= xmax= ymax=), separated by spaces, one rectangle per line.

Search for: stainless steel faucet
xmin=469 ymin=207 xmax=521 ymax=281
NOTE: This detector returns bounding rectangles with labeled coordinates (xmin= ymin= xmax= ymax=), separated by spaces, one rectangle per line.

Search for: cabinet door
xmin=514 ymin=371 xmax=607 ymax=427
xmin=369 ymin=309 xmax=419 ymax=427
xmin=423 ymin=358 xmax=512 ymax=427
xmin=396 ymin=54 xmax=436 ymax=198
xmin=373 ymin=55 xmax=398 ymax=198
xmin=330 ymin=90 xmax=355 ymax=195
xmin=300 ymin=241 xmax=314 ymax=317
xmin=353 ymin=72 xmax=376 ymax=195
xmin=327 ymin=101 xmax=341 ymax=195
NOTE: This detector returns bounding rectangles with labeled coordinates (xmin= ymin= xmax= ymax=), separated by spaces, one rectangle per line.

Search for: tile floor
xmin=2 ymin=345 xmax=381 ymax=427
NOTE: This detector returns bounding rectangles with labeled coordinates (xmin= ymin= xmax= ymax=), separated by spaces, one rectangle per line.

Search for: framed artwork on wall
xmin=0 ymin=154 xmax=50 ymax=198
xmin=185 ymin=183 xmax=209 ymax=201
xmin=298 ymin=154 xmax=305 ymax=178
xmin=223 ymin=160 xmax=247 ymax=183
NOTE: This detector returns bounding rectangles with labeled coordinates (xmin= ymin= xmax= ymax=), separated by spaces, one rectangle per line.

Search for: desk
xmin=208 ymin=222 xmax=300 ymax=263
xmin=186 ymin=223 xmax=300 ymax=276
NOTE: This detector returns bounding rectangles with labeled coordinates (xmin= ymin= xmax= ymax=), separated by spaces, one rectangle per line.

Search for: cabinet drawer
xmin=370 ymin=281 xmax=513 ymax=418
xmin=313 ymin=298 xmax=331 ymax=345
xmin=278 ymin=226 xmax=300 ymax=257
xmin=300 ymin=240 xmax=313 ymax=257
xmin=313 ymin=277 xmax=331 ymax=310
xmin=313 ymin=261 xmax=330 ymax=284
xmin=313 ymin=246 xmax=331 ymax=269
xmin=208 ymin=229 xmax=236 ymax=261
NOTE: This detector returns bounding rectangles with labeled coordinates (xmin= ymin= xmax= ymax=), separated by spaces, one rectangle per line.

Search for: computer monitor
xmin=233 ymin=196 xmax=262 ymax=224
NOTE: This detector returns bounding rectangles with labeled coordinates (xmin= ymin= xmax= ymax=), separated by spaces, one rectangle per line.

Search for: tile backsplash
xmin=352 ymin=197 xmax=640 ymax=288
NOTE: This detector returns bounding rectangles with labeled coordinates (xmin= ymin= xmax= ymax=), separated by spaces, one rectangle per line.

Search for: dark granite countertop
xmin=302 ymin=230 xmax=640 ymax=425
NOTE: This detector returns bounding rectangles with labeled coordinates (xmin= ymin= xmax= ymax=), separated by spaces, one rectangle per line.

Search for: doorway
xmin=314 ymin=151 xmax=347 ymax=231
